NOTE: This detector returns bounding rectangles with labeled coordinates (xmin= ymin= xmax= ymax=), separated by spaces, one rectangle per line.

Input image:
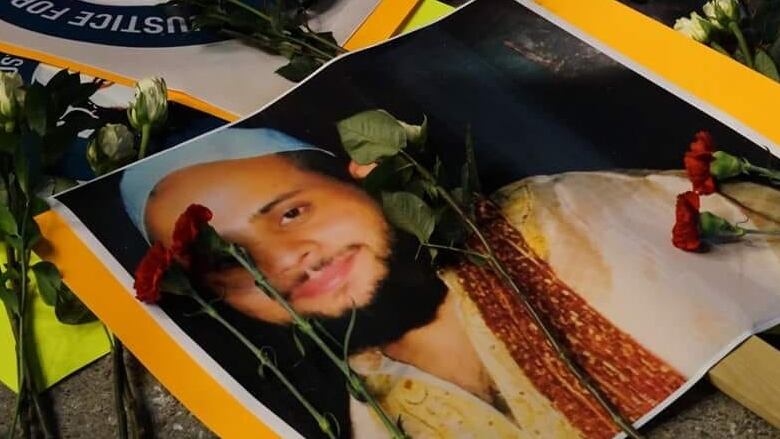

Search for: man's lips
xmin=289 ymin=247 xmax=360 ymax=301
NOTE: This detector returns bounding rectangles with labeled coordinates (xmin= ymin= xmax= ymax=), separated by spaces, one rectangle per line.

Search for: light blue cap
xmin=120 ymin=127 xmax=323 ymax=241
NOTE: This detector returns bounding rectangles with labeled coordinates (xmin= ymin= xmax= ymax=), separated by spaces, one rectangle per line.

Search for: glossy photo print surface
xmin=50 ymin=0 xmax=780 ymax=437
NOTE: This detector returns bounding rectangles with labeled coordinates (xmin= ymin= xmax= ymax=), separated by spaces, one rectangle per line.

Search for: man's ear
xmin=348 ymin=161 xmax=378 ymax=180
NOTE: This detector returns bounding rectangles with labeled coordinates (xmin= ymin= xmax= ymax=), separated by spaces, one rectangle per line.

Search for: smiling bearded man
xmin=121 ymin=128 xmax=712 ymax=439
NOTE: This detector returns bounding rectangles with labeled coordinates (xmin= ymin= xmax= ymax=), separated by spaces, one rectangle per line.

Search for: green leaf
xmin=434 ymin=207 xmax=468 ymax=244
xmin=25 ymin=217 xmax=42 ymax=249
xmin=24 ymin=84 xmax=49 ymax=136
xmin=44 ymin=69 xmax=75 ymax=93
xmin=398 ymin=115 xmax=428 ymax=148
xmin=14 ymin=142 xmax=30 ymax=195
xmin=752 ymin=1 xmax=780 ymax=43
xmin=55 ymin=283 xmax=97 ymax=325
xmin=381 ymin=191 xmax=435 ymax=244
xmin=275 ymin=55 xmax=320 ymax=82
xmin=159 ymin=265 xmax=195 ymax=296
xmin=337 ymin=110 xmax=407 ymax=165
xmin=0 ymin=131 xmax=20 ymax=155
xmin=361 ymin=157 xmax=403 ymax=195
xmin=427 ymin=247 xmax=438 ymax=264
xmin=755 ymin=49 xmax=780 ymax=81
xmin=0 ymin=204 xmax=18 ymax=237
xmin=770 ymin=35 xmax=780 ymax=66
xmin=31 ymin=261 xmax=61 ymax=306
xmin=407 ymin=177 xmax=438 ymax=200
xmin=0 ymin=271 xmax=18 ymax=315
xmin=291 ymin=326 xmax=306 ymax=358
xmin=0 ymin=287 xmax=18 ymax=315
xmin=51 ymin=79 xmax=103 ymax=119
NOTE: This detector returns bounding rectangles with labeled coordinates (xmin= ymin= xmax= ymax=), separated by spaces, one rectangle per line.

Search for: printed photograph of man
xmin=116 ymin=127 xmax=719 ymax=439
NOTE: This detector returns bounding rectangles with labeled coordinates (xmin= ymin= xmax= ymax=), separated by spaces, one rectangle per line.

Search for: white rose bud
xmin=87 ymin=123 xmax=136 ymax=175
xmin=703 ymin=0 xmax=739 ymax=27
xmin=0 ymin=72 xmax=24 ymax=132
xmin=127 ymin=77 xmax=168 ymax=131
xmin=674 ymin=12 xmax=713 ymax=43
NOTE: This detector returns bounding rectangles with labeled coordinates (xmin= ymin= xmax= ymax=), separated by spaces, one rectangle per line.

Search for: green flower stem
xmin=398 ymin=150 xmax=643 ymax=439
xmin=137 ymin=124 xmax=151 ymax=160
xmin=5 ymin=311 xmax=24 ymax=439
xmin=18 ymin=202 xmax=55 ymax=439
xmin=220 ymin=29 xmax=329 ymax=64
xmin=729 ymin=21 xmax=753 ymax=68
xmin=226 ymin=247 xmax=407 ymax=439
xmin=743 ymin=228 xmax=780 ymax=236
xmin=110 ymin=335 xmax=129 ymax=439
xmin=119 ymin=349 xmax=144 ymax=439
xmin=420 ymin=242 xmax=489 ymax=260
xmin=221 ymin=0 xmax=344 ymax=58
xmin=189 ymin=293 xmax=337 ymax=439
xmin=745 ymin=163 xmax=780 ymax=183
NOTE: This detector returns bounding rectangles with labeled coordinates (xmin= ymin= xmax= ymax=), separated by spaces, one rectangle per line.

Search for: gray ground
xmin=0 ymin=351 xmax=778 ymax=438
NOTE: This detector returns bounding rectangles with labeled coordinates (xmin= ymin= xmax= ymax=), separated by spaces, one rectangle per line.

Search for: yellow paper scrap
xmin=401 ymin=0 xmax=455 ymax=33
xmin=0 ymin=250 xmax=110 ymax=393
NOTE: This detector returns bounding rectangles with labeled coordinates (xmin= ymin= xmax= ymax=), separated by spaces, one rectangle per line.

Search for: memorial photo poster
xmin=46 ymin=0 xmax=780 ymax=437
xmin=0 ymin=0 xmax=415 ymax=118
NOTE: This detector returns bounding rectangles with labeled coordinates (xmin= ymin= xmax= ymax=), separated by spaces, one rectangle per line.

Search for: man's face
xmin=145 ymin=154 xmax=391 ymax=324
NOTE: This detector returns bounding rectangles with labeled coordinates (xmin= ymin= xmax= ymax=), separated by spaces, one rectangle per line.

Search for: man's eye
xmin=280 ymin=206 xmax=306 ymax=225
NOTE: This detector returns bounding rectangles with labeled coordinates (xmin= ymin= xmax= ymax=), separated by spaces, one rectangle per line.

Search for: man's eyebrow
xmin=258 ymin=190 xmax=302 ymax=215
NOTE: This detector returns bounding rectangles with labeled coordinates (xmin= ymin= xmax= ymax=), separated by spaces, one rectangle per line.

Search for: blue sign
xmin=0 ymin=0 xmax=227 ymax=47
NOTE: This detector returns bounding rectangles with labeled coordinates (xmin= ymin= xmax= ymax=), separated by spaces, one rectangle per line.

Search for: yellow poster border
xmin=0 ymin=0 xmax=419 ymax=123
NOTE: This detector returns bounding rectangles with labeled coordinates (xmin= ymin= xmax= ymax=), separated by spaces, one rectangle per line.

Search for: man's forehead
xmin=155 ymin=155 xmax=299 ymax=194
xmin=151 ymin=155 xmax=337 ymax=224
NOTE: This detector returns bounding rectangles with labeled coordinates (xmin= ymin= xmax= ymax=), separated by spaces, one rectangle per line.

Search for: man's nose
xmin=258 ymin=239 xmax=319 ymax=275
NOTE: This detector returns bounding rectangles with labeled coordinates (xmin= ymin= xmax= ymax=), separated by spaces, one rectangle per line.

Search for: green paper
xmin=0 ymin=250 xmax=110 ymax=393
xmin=401 ymin=0 xmax=455 ymax=33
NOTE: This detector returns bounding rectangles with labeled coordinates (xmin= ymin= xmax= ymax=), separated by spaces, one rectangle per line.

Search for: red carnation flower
xmin=134 ymin=242 xmax=173 ymax=303
xmin=690 ymin=131 xmax=714 ymax=154
xmin=684 ymin=131 xmax=716 ymax=195
xmin=672 ymin=191 xmax=701 ymax=252
xmin=171 ymin=204 xmax=213 ymax=261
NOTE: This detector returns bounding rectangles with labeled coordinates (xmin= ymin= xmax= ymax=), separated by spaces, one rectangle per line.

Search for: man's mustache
xmin=283 ymin=243 xmax=363 ymax=294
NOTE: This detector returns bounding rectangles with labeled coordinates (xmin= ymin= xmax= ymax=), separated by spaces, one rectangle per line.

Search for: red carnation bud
xmin=172 ymin=204 xmax=214 ymax=262
xmin=672 ymin=191 xmax=702 ymax=252
xmin=684 ymin=131 xmax=716 ymax=195
xmin=134 ymin=242 xmax=173 ymax=303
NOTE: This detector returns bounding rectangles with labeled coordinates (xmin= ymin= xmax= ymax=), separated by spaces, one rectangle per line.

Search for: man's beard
xmin=308 ymin=228 xmax=448 ymax=354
